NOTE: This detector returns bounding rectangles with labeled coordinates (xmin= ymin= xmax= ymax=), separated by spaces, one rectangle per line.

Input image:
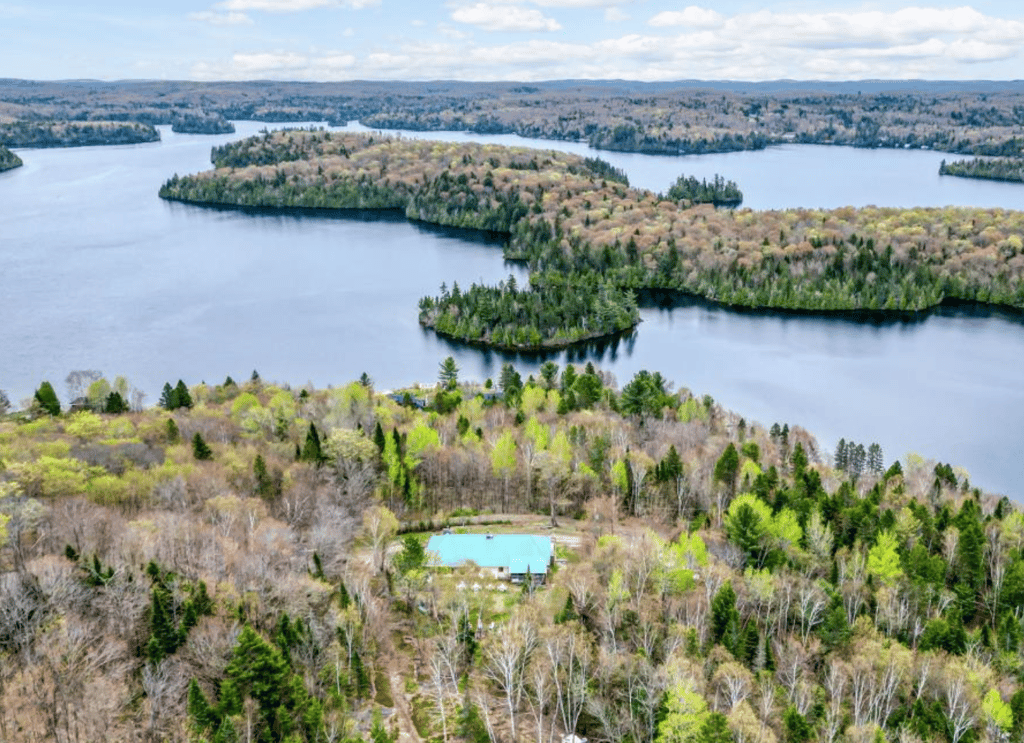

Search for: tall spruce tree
xmin=192 ymin=432 xmax=213 ymax=461
xmin=174 ymin=380 xmax=193 ymax=409
xmin=34 ymin=380 xmax=60 ymax=416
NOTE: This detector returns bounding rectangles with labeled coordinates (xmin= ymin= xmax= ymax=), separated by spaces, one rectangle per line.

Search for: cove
xmin=1 ymin=121 xmax=1022 ymax=495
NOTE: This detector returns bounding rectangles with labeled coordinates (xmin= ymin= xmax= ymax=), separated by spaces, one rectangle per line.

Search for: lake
xmin=2 ymin=121 xmax=1022 ymax=495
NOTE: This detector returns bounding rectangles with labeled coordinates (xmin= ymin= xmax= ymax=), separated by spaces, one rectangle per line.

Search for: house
xmin=425 ymin=533 xmax=553 ymax=583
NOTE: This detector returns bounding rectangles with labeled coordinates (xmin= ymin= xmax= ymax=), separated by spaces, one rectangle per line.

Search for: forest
xmin=4 ymin=79 xmax=1024 ymax=157
xmin=940 ymin=158 xmax=1024 ymax=184
xmin=0 ymin=120 xmax=159 ymax=148
xmin=0 ymin=145 xmax=21 ymax=172
xmin=0 ymin=362 xmax=1017 ymax=743
xmin=666 ymin=175 xmax=743 ymax=206
xmin=161 ymin=130 xmax=1024 ymax=350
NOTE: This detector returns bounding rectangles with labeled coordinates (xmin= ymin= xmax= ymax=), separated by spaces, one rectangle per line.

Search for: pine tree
xmin=301 ymin=422 xmax=324 ymax=464
xmin=166 ymin=417 xmax=180 ymax=444
xmin=104 ymin=390 xmax=129 ymax=414
xmin=710 ymin=581 xmax=741 ymax=654
xmin=253 ymin=454 xmax=274 ymax=498
xmin=373 ymin=421 xmax=387 ymax=454
xmin=438 ymin=356 xmax=460 ymax=390
xmin=835 ymin=438 xmax=848 ymax=471
xmin=159 ymin=382 xmax=178 ymax=410
xmin=714 ymin=443 xmax=739 ymax=494
xmin=192 ymin=432 xmax=213 ymax=461
xmin=225 ymin=625 xmax=290 ymax=713
xmin=34 ymin=380 xmax=60 ymax=416
xmin=867 ymin=442 xmax=884 ymax=474
xmin=188 ymin=679 xmax=218 ymax=731
xmin=175 ymin=380 xmax=193 ymax=409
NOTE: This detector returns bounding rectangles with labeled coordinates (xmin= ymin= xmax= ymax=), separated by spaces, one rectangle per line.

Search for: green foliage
xmin=192 ymin=432 xmax=213 ymax=461
xmin=395 ymin=535 xmax=427 ymax=574
xmin=667 ymin=173 xmax=743 ymax=205
xmin=710 ymin=581 xmax=741 ymax=655
xmin=165 ymin=417 xmax=180 ymax=444
xmin=438 ymin=356 xmax=460 ymax=389
xmin=34 ymin=381 xmax=60 ymax=416
xmin=714 ymin=443 xmax=739 ymax=491
xmin=941 ymin=157 xmax=1024 ymax=183
xmin=867 ymin=529 xmax=903 ymax=586
xmin=656 ymin=680 xmax=709 ymax=743
xmin=145 ymin=561 xmax=215 ymax=663
xmin=300 ymin=422 xmax=326 ymax=465
xmin=620 ymin=369 xmax=673 ymax=418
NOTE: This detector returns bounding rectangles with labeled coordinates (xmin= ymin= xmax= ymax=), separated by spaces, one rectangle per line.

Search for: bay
xmin=1 ymin=121 xmax=1022 ymax=495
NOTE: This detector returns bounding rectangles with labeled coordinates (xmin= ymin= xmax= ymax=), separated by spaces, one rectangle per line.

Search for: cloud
xmin=529 ymin=0 xmax=626 ymax=7
xmin=216 ymin=0 xmax=378 ymax=11
xmin=648 ymin=6 xmax=721 ymax=28
xmin=452 ymin=3 xmax=561 ymax=32
xmin=604 ymin=7 xmax=629 ymax=22
xmin=190 ymin=5 xmax=1024 ymax=82
xmin=189 ymin=10 xmax=254 ymax=25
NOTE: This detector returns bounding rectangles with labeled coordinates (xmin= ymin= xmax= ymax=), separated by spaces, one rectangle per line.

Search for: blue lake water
xmin=2 ymin=121 xmax=1022 ymax=495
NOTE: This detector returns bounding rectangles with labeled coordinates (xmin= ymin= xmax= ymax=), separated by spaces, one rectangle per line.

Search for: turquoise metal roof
xmin=426 ymin=534 xmax=552 ymax=575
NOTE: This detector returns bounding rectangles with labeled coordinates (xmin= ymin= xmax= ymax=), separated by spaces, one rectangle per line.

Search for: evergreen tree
xmin=174 ymin=380 xmax=193 ymax=409
xmin=188 ymin=679 xmax=217 ymax=731
xmin=438 ymin=356 xmax=460 ymax=390
xmin=698 ymin=712 xmax=732 ymax=743
xmin=373 ymin=421 xmax=387 ymax=454
xmin=300 ymin=422 xmax=324 ymax=465
xmin=867 ymin=442 xmax=884 ymax=474
xmin=192 ymin=432 xmax=213 ymax=461
xmin=104 ymin=390 xmax=129 ymax=414
xmin=166 ymin=417 xmax=180 ymax=444
xmin=714 ymin=443 xmax=740 ymax=495
xmin=34 ymin=380 xmax=60 ymax=415
xmin=835 ymin=438 xmax=848 ymax=471
xmin=159 ymin=382 xmax=178 ymax=410
xmin=710 ymin=581 xmax=741 ymax=654
xmin=499 ymin=363 xmax=522 ymax=400
xmin=224 ymin=625 xmax=290 ymax=717
xmin=254 ymin=454 xmax=274 ymax=498
xmin=783 ymin=706 xmax=813 ymax=743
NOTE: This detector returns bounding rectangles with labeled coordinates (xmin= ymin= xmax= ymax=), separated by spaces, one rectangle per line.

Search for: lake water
xmin=2 ymin=121 xmax=1023 ymax=496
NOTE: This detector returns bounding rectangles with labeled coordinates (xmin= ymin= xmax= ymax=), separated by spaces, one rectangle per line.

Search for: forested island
xmin=0 ymin=363 xmax=1017 ymax=743
xmin=940 ymin=157 xmax=1024 ymax=183
xmin=0 ymin=120 xmax=158 ymax=148
xmin=0 ymin=144 xmax=21 ymax=171
xmin=5 ymin=78 xmax=1024 ymax=156
xmin=667 ymin=174 xmax=743 ymax=206
xmin=161 ymin=130 xmax=1024 ymax=349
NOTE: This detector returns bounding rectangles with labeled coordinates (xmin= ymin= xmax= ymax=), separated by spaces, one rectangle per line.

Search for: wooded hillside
xmin=0 ymin=364 xmax=1015 ymax=743
xmin=4 ymin=79 xmax=1024 ymax=156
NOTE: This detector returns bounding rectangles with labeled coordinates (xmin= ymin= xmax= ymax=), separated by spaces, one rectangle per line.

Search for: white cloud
xmin=648 ymin=6 xmax=722 ymax=28
xmin=604 ymin=7 xmax=629 ymax=22
xmin=529 ymin=0 xmax=626 ymax=7
xmin=189 ymin=10 xmax=254 ymax=25
xmin=190 ymin=5 xmax=1024 ymax=82
xmin=216 ymin=0 xmax=378 ymax=11
xmin=452 ymin=3 xmax=561 ymax=32
xmin=231 ymin=51 xmax=310 ymax=73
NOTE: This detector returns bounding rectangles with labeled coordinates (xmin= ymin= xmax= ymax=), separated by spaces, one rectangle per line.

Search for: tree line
xmin=940 ymin=157 xmax=1024 ymax=184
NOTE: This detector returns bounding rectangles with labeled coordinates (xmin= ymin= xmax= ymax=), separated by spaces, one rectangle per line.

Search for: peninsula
xmin=160 ymin=130 xmax=1024 ymax=349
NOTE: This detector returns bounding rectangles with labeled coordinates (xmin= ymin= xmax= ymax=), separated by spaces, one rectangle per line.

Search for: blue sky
xmin=4 ymin=1 xmax=1024 ymax=81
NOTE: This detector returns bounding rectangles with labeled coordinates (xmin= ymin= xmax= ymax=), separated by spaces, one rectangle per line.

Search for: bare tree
xmin=482 ymin=612 xmax=537 ymax=741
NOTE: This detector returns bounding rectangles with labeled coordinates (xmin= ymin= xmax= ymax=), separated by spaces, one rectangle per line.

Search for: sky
xmin=3 ymin=1 xmax=1024 ymax=82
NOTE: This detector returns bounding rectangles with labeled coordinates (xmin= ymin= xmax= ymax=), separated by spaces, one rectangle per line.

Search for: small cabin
xmin=425 ymin=533 xmax=553 ymax=583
